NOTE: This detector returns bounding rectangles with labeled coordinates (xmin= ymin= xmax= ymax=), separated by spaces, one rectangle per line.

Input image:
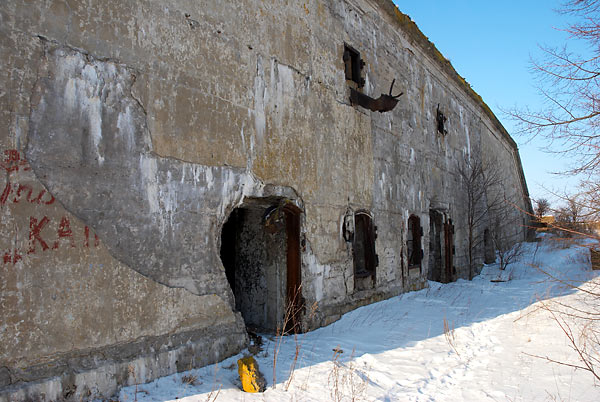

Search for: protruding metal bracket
xmin=349 ymin=79 xmax=403 ymax=113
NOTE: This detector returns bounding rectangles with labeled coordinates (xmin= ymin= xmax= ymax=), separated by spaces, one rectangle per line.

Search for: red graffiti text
xmin=3 ymin=216 xmax=101 ymax=264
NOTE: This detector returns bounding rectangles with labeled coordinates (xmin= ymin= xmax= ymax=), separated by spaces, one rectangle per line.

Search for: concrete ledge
xmin=0 ymin=317 xmax=248 ymax=401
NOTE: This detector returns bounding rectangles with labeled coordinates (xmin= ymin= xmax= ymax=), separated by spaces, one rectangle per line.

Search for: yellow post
xmin=237 ymin=356 xmax=266 ymax=393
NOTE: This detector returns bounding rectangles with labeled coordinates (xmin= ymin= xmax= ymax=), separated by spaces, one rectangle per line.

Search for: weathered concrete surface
xmin=1 ymin=320 xmax=247 ymax=401
xmin=26 ymin=44 xmax=294 ymax=300
xmin=1 ymin=0 xmax=532 ymax=400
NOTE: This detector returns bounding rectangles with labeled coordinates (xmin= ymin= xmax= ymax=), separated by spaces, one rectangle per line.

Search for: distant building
xmin=537 ymin=215 xmax=556 ymax=229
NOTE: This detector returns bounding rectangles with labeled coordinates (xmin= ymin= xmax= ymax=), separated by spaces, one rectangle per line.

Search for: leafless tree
xmin=556 ymin=197 xmax=583 ymax=224
xmin=507 ymin=0 xmax=600 ymax=234
xmin=508 ymin=1 xmax=600 ymax=380
xmin=508 ymin=0 xmax=600 ymax=177
xmin=456 ymin=153 xmax=507 ymax=279
xmin=577 ymin=177 xmax=600 ymax=221
xmin=545 ymin=191 xmax=600 ymax=239
xmin=535 ymin=198 xmax=551 ymax=218
xmin=492 ymin=214 xmax=525 ymax=271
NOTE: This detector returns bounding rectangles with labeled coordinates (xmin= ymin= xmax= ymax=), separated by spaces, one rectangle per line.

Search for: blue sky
xmin=393 ymin=1 xmax=579 ymax=204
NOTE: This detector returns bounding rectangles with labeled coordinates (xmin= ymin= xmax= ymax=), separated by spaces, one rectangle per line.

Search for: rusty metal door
xmin=284 ymin=206 xmax=302 ymax=332
xmin=444 ymin=220 xmax=455 ymax=282
xmin=353 ymin=213 xmax=377 ymax=279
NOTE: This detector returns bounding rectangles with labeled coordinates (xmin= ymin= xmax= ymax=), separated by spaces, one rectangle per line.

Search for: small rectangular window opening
xmin=344 ymin=44 xmax=364 ymax=88
xmin=436 ymin=104 xmax=447 ymax=135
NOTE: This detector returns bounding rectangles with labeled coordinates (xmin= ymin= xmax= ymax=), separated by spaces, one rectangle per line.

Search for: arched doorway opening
xmin=220 ymin=199 xmax=302 ymax=333
xmin=352 ymin=210 xmax=377 ymax=291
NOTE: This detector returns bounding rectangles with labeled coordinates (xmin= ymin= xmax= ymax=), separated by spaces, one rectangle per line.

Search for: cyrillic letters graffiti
xmin=1 ymin=150 xmax=101 ymax=264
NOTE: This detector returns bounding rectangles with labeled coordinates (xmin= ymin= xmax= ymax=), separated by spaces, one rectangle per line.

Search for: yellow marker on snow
xmin=237 ymin=356 xmax=266 ymax=393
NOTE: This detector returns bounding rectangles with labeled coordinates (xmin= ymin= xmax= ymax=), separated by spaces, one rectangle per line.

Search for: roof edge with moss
xmin=373 ymin=0 xmax=532 ymax=212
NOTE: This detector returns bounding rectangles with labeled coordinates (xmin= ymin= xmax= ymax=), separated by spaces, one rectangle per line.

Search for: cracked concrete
xmin=28 ymin=45 xmax=260 ymax=300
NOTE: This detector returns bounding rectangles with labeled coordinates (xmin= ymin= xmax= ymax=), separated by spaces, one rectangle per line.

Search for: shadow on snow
xmin=118 ymin=239 xmax=597 ymax=401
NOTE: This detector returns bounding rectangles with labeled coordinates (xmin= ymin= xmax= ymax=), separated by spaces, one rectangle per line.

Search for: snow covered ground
xmin=119 ymin=237 xmax=600 ymax=401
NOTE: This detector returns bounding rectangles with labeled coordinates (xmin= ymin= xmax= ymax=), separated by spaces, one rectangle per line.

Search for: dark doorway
xmin=444 ymin=219 xmax=455 ymax=282
xmin=353 ymin=211 xmax=377 ymax=291
xmin=407 ymin=214 xmax=423 ymax=271
xmin=428 ymin=210 xmax=443 ymax=282
xmin=428 ymin=210 xmax=455 ymax=283
xmin=220 ymin=200 xmax=302 ymax=333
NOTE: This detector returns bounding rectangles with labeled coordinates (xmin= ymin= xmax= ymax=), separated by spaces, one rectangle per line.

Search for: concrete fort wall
xmin=0 ymin=0 xmax=532 ymax=400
